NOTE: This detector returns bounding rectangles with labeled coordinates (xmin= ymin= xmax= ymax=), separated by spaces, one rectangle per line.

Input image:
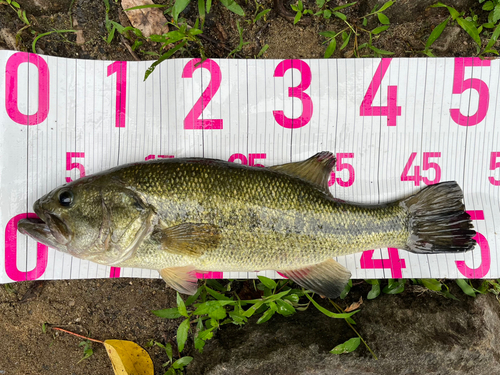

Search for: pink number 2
xmin=450 ymin=57 xmax=490 ymax=126
xmin=360 ymin=58 xmax=401 ymax=126
xmin=107 ymin=61 xmax=127 ymax=128
xmin=182 ymin=58 xmax=222 ymax=130
xmin=273 ymin=59 xmax=313 ymax=129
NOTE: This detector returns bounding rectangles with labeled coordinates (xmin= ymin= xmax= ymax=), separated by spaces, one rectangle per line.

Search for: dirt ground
xmin=0 ymin=0 xmax=498 ymax=374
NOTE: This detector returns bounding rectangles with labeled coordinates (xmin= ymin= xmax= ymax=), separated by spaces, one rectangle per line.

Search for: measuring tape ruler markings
xmin=0 ymin=51 xmax=498 ymax=283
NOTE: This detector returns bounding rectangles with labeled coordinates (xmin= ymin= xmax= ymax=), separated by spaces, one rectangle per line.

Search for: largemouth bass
xmin=18 ymin=152 xmax=475 ymax=297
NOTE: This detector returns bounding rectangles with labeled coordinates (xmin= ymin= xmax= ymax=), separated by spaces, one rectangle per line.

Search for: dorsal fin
xmin=269 ymin=152 xmax=336 ymax=195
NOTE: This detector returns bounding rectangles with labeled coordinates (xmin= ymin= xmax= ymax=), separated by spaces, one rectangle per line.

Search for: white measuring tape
xmin=0 ymin=51 xmax=498 ymax=283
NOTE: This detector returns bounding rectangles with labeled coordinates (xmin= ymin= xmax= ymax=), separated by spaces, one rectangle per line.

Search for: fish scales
xmin=114 ymin=159 xmax=409 ymax=271
xmin=18 ymin=152 xmax=476 ymax=297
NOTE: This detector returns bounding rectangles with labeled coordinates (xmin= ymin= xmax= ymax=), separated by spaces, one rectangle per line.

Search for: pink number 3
xmin=273 ymin=59 xmax=313 ymax=129
xmin=182 ymin=58 xmax=222 ymax=130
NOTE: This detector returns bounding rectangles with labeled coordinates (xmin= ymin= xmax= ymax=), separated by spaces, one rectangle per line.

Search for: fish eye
xmin=58 ymin=190 xmax=74 ymax=207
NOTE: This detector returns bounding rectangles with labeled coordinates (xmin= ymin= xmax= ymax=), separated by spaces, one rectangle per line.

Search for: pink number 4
xmin=360 ymin=58 xmax=401 ymax=126
xmin=360 ymin=248 xmax=406 ymax=278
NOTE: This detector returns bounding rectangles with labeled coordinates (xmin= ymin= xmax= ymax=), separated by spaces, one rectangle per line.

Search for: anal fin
xmin=279 ymin=258 xmax=351 ymax=298
xmin=159 ymin=265 xmax=199 ymax=295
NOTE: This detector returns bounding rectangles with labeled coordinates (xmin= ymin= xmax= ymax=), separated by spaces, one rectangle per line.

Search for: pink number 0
xmin=455 ymin=210 xmax=490 ymax=278
xmin=5 ymin=213 xmax=48 ymax=281
xmin=450 ymin=57 xmax=490 ymax=126
xmin=5 ymin=52 xmax=49 ymax=125
xmin=182 ymin=58 xmax=222 ymax=130
xmin=273 ymin=59 xmax=313 ymax=129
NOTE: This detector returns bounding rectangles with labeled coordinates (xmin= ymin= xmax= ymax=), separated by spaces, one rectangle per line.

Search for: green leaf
xmin=257 ymin=306 xmax=276 ymax=324
xmin=483 ymin=48 xmax=499 ymax=54
xmin=362 ymin=17 xmax=367 ymax=26
xmin=319 ymin=30 xmax=337 ymax=38
xmin=369 ymin=45 xmax=395 ymax=55
xmin=165 ymin=342 xmax=173 ymax=362
xmin=330 ymin=337 xmax=361 ymax=354
xmin=372 ymin=25 xmax=389 ymax=35
xmin=425 ymin=17 xmax=449 ymax=49
xmin=177 ymin=318 xmax=190 ymax=353
xmin=258 ymin=275 xmax=277 ymax=290
xmin=209 ymin=306 xmax=227 ymax=320
xmin=493 ymin=4 xmax=500 ymax=22
xmin=165 ymin=368 xmax=176 ymax=375
xmin=198 ymin=0 xmax=206 ymax=19
xmin=194 ymin=336 xmax=206 ymax=352
xmin=220 ymin=0 xmax=245 ymax=16
xmin=331 ymin=2 xmax=356 ymax=11
xmin=333 ymin=11 xmax=346 ymax=20
xmin=32 ymin=30 xmax=76 ymax=53
xmin=298 ymin=0 xmax=303 ymax=11
xmin=152 ymin=307 xmax=182 ymax=319
xmin=206 ymin=0 xmax=211 ymax=13
xmin=431 ymin=3 xmax=460 ymax=21
xmin=243 ymin=301 xmax=264 ymax=317
xmin=283 ymin=293 xmax=300 ymax=304
xmin=340 ymin=279 xmax=352 ymax=299
xmin=197 ymin=329 xmax=214 ymax=340
xmin=254 ymin=8 xmax=271 ymax=22
xmin=483 ymin=1 xmax=494 ymax=10
xmin=172 ymin=0 xmax=191 ymax=21
xmin=456 ymin=279 xmax=476 ymax=297
xmin=229 ymin=307 xmax=248 ymax=324
xmin=383 ymin=279 xmax=405 ymax=294
xmin=256 ymin=44 xmax=269 ymax=58
xmin=323 ymin=9 xmax=331 ymax=18
xmin=377 ymin=0 xmax=393 ymax=13
xmin=144 ymin=41 xmax=187 ymax=80
xmin=367 ymin=282 xmax=381 ymax=300
xmin=294 ymin=9 xmax=302 ymax=24
xmin=185 ymin=287 xmax=202 ymax=306
xmin=172 ymin=356 xmax=193 ymax=369
xmin=205 ymin=287 xmax=231 ymax=301
xmin=11 ymin=1 xmax=19 ymax=8
xmin=276 ymin=299 xmax=296 ymax=316
xmin=457 ymin=17 xmax=481 ymax=47
xmin=193 ymin=300 xmax=236 ymax=315
xmin=420 ymin=279 xmax=442 ymax=292
xmin=316 ymin=0 xmax=325 ymax=7
xmin=377 ymin=12 xmax=390 ymax=24
xmin=305 ymin=293 xmax=359 ymax=319
xmin=177 ymin=292 xmax=189 ymax=317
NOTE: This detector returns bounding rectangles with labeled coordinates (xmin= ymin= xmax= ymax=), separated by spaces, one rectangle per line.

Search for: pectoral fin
xmin=154 ymin=223 xmax=221 ymax=257
xmin=269 ymin=151 xmax=335 ymax=196
xmin=279 ymin=258 xmax=351 ymax=298
xmin=159 ymin=265 xmax=199 ymax=295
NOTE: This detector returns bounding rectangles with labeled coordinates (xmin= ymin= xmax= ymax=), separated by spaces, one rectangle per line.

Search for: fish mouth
xmin=17 ymin=201 xmax=72 ymax=249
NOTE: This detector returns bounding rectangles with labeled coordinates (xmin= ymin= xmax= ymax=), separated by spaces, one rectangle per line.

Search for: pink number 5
xmin=455 ymin=210 xmax=490 ymax=278
xmin=182 ymin=58 xmax=222 ymax=130
xmin=450 ymin=57 xmax=490 ymax=126
xmin=65 ymin=152 xmax=85 ymax=183
xmin=273 ymin=59 xmax=313 ymax=129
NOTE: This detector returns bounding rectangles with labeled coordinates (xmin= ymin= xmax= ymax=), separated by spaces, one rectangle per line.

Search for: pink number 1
xmin=107 ymin=61 xmax=127 ymax=128
xmin=182 ymin=58 xmax=222 ymax=130
xmin=450 ymin=57 xmax=490 ymax=126
xmin=360 ymin=58 xmax=401 ymax=126
xmin=273 ymin=59 xmax=313 ymax=129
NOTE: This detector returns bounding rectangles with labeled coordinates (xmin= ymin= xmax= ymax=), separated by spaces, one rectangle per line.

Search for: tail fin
xmin=401 ymin=181 xmax=476 ymax=254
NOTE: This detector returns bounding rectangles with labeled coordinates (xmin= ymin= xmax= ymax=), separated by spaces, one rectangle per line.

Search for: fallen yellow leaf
xmin=104 ymin=339 xmax=154 ymax=375
xmin=121 ymin=0 xmax=169 ymax=38
xmin=344 ymin=297 xmax=363 ymax=313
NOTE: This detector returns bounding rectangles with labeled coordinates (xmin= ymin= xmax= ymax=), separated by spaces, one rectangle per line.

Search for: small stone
xmin=68 ymin=300 xmax=75 ymax=307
